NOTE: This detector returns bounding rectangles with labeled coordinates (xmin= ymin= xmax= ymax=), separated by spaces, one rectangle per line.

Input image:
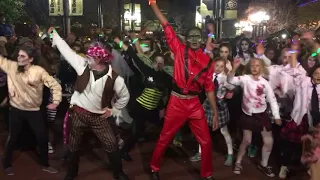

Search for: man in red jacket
xmin=149 ymin=1 xmax=218 ymax=180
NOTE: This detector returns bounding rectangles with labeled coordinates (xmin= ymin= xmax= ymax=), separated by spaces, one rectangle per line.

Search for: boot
xmin=151 ymin=171 xmax=160 ymax=180
xmin=64 ymin=151 xmax=80 ymax=180
xmin=107 ymin=151 xmax=130 ymax=180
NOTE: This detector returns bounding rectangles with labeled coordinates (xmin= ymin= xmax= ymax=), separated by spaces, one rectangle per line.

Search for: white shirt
xmin=227 ymin=74 xmax=280 ymax=119
xmin=52 ymin=32 xmax=130 ymax=116
xmin=213 ymin=73 xmax=234 ymax=99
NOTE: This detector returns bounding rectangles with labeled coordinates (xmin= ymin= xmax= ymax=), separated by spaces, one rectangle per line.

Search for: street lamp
xmin=248 ymin=11 xmax=270 ymax=38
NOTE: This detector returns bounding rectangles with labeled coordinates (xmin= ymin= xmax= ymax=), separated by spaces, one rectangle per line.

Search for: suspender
xmin=192 ymin=58 xmax=214 ymax=88
xmin=184 ymin=46 xmax=189 ymax=83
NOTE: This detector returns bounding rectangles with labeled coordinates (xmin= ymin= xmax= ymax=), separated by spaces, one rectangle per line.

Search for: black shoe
xmin=151 ymin=171 xmax=160 ymax=180
xmin=122 ymin=152 xmax=133 ymax=162
xmin=114 ymin=171 xmax=130 ymax=180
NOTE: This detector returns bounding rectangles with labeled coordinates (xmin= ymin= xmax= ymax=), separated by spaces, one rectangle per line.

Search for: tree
xmin=245 ymin=0 xmax=298 ymax=34
xmin=0 ymin=0 xmax=26 ymax=23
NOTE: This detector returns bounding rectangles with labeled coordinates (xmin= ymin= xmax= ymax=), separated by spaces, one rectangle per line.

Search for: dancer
xmin=149 ymin=1 xmax=218 ymax=180
xmin=190 ymin=57 xmax=234 ymax=166
xmin=0 ymin=45 xmax=62 ymax=175
xmin=228 ymin=58 xmax=281 ymax=177
xmin=114 ymin=35 xmax=172 ymax=161
xmin=48 ymin=27 xmax=130 ymax=180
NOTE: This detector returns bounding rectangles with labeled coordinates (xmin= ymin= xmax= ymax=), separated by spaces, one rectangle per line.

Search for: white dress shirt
xmin=52 ymin=32 xmax=130 ymax=117
xmin=227 ymin=74 xmax=280 ymax=119
xmin=213 ymin=73 xmax=235 ymax=99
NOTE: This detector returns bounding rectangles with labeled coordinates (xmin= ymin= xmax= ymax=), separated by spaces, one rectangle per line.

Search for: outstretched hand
xmin=47 ymin=27 xmax=55 ymax=35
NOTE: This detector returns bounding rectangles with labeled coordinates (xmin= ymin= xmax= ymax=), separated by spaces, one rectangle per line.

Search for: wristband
xmin=311 ymin=48 xmax=320 ymax=57
xmin=119 ymin=41 xmax=123 ymax=48
xmin=131 ymin=38 xmax=139 ymax=44
xmin=149 ymin=0 xmax=156 ymax=5
xmin=208 ymin=33 xmax=215 ymax=39
xmin=49 ymin=29 xmax=57 ymax=38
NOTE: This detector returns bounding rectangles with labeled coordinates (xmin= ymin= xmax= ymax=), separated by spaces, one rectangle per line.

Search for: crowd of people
xmin=0 ymin=1 xmax=320 ymax=180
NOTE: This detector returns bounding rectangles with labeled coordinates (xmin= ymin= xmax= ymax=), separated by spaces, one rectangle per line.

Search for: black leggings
xmin=122 ymin=100 xmax=161 ymax=153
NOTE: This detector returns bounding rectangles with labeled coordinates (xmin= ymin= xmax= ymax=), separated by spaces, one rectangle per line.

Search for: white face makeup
xmin=17 ymin=50 xmax=32 ymax=66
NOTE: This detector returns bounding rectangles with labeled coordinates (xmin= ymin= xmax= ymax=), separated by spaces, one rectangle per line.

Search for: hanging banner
xmin=69 ymin=0 xmax=83 ymax=16
xmin=49 ymin=0 xmax=64 ymax=16
xmin=224 ymin=0 xmax=237 ymax=19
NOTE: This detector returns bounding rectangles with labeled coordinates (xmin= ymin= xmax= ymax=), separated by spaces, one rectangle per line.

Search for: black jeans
xmin=3 ymin=107 xmax=49 ymax=168
xmin=122 ymin=100 xmax=161 ymax=153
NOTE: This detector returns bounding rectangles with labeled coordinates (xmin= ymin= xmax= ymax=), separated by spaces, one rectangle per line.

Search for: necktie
xmin=214 ymin=75 xmax=219 ymax=95
xmin=311 ymin=83 xmax=320 ymax=126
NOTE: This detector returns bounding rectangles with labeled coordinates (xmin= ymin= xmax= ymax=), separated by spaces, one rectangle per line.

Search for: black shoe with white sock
xmin=258 ymin=164 xmax=275 ymax=177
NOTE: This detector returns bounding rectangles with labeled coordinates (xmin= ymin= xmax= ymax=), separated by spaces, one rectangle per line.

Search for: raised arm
xmin=227 ymin=59 xmax=243 ymax=86
xmin=255 ymin=43 xmax=271 ymax=66
xmin=114 ymin=37 xmax=153 ymax=76
xmin=48 ymin=27 xmax=86 ymax=75
xmin=150 ymin=1 xmax=182 ymax=54
xmin=0 ymin=55 xmax=17 ymax=74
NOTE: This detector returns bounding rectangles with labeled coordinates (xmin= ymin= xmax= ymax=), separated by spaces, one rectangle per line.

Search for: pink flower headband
xmin=86 ymin=46 xmax=113 ymax=63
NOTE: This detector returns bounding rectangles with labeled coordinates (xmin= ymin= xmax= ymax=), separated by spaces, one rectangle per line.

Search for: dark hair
xmin=19 ymin=45 xmax=38 ymax=65
xmin=238 ymin=37 xmax=254 ymax=59
xmin=308 ymin=64 xmax=320 ymax=77
xmin=186 ymin=27 xmax=202 ymax=39
xmin=219 ymin=43 xmax=233 ymax=61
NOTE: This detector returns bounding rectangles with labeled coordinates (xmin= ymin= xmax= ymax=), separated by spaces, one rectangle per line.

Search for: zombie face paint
xmin=219 ymin=46 xmax=229 ymax=60
xmin=153 ymin=56 xmax=165 ymax=71
xmin=17 ymin=50 xmax=33 ymax=72
xmin=187 ymin=29 xmax=202 ymax=50
xmin=240 ymin=40 xmax=249 ymax=52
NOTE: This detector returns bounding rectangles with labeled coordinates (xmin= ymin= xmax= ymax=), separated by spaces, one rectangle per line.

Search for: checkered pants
xmin=68 ymin=110 xmax=118 ymax=153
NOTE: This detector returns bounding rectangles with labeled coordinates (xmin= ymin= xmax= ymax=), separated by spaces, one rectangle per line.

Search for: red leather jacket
xmin=163 ymin=23 xmax=215 ymax=94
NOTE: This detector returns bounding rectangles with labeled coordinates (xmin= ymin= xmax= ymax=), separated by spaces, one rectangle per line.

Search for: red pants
xmin=150 ymin=95 xmax=213 ymax=178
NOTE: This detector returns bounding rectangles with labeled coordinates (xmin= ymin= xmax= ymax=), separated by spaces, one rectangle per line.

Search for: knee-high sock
xmin=236 ymin=130 xmax=252 ymax=164
xmin=220 ymin=126 xmax=233 ymax=155
xmin=261 ymin=128 xmax=273 ymax=167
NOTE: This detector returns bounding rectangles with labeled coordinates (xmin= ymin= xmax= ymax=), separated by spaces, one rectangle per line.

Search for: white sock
xmin=261 ymin=151 xmax=271 ymax=167
xmin=220 ymin=127 xmax=233 ymax=155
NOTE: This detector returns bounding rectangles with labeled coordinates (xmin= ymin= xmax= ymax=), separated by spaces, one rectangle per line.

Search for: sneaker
xmin=279 ymin=166 xmax=289 ymax=179
xmin=190 ymin=153 xmax=201 ymax=162
xmin=173 ymin=140 xmax=182 ymax=147
xmin=233 ymin=163 xmax=242 ymax=174
xmin=42 ymin=166 xmax=59 ymax=174
xmin=258 ymin=164 xmax=275 ymax=177
xmin=4 ymin=167 xmax=14 ymax=175
xmin=48 ymin=142 xmax=55 ymax=154
xmin=224 ymin=154 xmax=233 ymax=166
xmin=248 ymin=145 xmax=257 ymax=158
xmin=151 ymin=171 xmax=160 ymax=180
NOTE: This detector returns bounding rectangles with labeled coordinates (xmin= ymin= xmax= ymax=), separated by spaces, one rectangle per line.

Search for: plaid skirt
xmin=203 ymin=98 xmax=230 ymax=128
xmin=280 ymin=114 xmax=309 ymax=144
xmin=240 ymin=112 xmax=272 ymax=132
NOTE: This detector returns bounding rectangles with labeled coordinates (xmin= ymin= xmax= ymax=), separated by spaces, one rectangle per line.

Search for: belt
xmin=70 ymin=105 xmax=103 ymax=116
xmin=172 ymin=83 xmax=200 ymax=96
xmin=171 ymin=91 xmax=197 ymax=99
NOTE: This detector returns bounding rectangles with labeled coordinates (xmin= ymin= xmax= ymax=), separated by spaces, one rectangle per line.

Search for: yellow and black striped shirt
xmin=136 ymin=88 xmax=163 ymax=110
